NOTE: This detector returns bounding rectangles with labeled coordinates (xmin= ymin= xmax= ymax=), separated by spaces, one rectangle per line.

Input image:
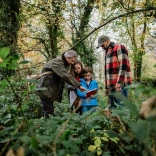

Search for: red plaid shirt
xmin=104 ymin=43 xmax=132 ymax=89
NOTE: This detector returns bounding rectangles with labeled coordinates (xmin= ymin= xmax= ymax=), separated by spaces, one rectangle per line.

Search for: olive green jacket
xmin=35 ymin=54 xmax=80 ymax=102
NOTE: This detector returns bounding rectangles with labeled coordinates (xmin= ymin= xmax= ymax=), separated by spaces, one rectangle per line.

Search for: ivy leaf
xmin=0 ymin=47 xmax=10 ymax=59
xmin=88 ymin=145 xmax=97 ymax=151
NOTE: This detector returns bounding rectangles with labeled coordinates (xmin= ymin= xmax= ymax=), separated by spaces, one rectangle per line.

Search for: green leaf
xmin=8 ymin=64 xmax=18 ymax=70
xmin=6 ymin=113 xmax=11 ymax=119
xmin=110 ymin=138 xmax=117 ymax=144
xmin=0 ymin=47 xmax=10 ymax=59
xmin=119 ymin=146 xmax=125 ymax=154
xmin=101 ymin=137 xmax=109 ymax=142
xmin=62 ymin=140 xmax=79 ymax=151
xmin=113 ymin=92 xmax=138 ymax=116
xmin=0 ymin=61 xmax=7 ymax=67
xmin=94 ymin=138 xmax=101 ymax=147
xmin=124 ymin=145 xmax=133 ymax=150
xmin=19 ymin=60 xmax=30 ymax=64
xmin=11 ymin=54 xmax=20 ymax=63
xmin=29 ymin=85 xmax=35 ymax=91
xmin=35 ymin=87 xmax=47 ymax=91
xmin=30 ymin=138 xmax=38 ymax=149
xmin=119 ymin=133 xmax=133 ymax=143
xmin=61 ymin=130 xmax=71 ymax=141
xmin=33 ymin=119 xmax=47 ymax=127
xmin=112 ymin=110 xmax=126 ymax=116
xmin=105 ymin=130 xmax=118 ymax=138
xmin=130 ymin=119 xmax=149 ymax=141
xmin=71 ymin=138 xmax=83 ymax=144
xmin=113 ymin=137 xmax=120 ymax=141
xmin=20 ymin=136 xmax=31 ymax=144
xmin=36 ymin=134 xmax=52 ymax=144
xmin=26 ymin=79 xmax=38 ymax=83
xmin=103 ymin=152 xmax=111 ymax=156
xmin=97 ymin=147 xmax=102 ymax=155
xmin=88 ymin=145 xmax=97 ymax=151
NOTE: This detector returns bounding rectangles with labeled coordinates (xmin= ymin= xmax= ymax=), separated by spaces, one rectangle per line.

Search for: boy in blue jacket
xmin=77 ymin=67 xmax=98 ymax=113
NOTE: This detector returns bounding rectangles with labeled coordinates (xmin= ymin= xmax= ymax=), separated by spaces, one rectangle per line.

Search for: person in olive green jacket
xmin=35 ymin=50 xmax=86 ymax=118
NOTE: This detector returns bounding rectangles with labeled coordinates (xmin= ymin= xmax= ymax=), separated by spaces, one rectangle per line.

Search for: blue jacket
xmin=77 ymin=78 xmax=98 ymax=106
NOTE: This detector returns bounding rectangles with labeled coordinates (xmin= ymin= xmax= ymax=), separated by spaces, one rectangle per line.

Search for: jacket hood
xmin=80 ymin=78 xmax=97 ymax=85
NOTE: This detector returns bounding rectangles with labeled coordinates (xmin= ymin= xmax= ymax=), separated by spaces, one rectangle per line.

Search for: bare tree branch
xmin=69 ymin=7 xmax=156 ymax=50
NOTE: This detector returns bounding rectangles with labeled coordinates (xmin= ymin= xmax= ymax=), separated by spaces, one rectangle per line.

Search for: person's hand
xmin=79 ymin=86 xmax=86 ymax=92
xmin=90 ymin=94 xmax=95 ymax=98
xmin=115 ymin=86 xmax=122 ymax=92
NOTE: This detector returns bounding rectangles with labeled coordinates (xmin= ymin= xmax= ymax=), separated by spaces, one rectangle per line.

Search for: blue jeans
xmin=82 ymin=106 xmax=96 ymax=114
xmin=109 ymin=87 xmax=128 ymax=109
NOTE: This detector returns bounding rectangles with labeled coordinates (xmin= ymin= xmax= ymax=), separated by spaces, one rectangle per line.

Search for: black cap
xmin=96 ymin=35 xmax=110 ymax=48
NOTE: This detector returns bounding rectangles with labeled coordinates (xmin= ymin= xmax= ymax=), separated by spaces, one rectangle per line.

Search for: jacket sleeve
xmin=77 ymin=89 xmax=87 ymax=99
xmin=66 ymin=83 xmax=76 ymax=91
xmin=116 ymin=44 xmax=131 ymax=86
xmin=46 ymin=58 xmax=80 ymax=88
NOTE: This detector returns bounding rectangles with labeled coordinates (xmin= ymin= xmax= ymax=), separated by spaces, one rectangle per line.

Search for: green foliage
xmin=0 ymin=48 xmax=156 ymax=155
xmin=1 ymin=99 xmax=155 ymax=156
xmin=75 ymin=43 xmax=97 ymax=68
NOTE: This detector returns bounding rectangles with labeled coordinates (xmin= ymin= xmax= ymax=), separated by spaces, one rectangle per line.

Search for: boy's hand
xmin=90 ymin=94 xmax=95 ymax=98
xmin=79 ymin=86 xmax=86 ymax=92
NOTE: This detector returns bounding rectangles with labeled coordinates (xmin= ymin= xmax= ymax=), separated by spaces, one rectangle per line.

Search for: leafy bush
xmin=0 ymin=47 xmax=156 ymax=156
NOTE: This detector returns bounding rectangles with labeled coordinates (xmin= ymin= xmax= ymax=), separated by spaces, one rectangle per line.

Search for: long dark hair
xmin=70 ymin=60 xmax=84 ymax=78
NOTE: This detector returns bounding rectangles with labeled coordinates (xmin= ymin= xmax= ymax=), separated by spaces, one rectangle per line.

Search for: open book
xmin=86 ymin=88 xmax=97 ymax=98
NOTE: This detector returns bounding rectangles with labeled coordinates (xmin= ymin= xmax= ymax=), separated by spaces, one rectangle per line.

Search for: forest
xmin=0 ymin=0 xmax=156 ymax=155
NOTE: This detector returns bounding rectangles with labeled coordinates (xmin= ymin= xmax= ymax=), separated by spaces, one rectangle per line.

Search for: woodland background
xmin=0 ymin=0 xmax=156 ymax=156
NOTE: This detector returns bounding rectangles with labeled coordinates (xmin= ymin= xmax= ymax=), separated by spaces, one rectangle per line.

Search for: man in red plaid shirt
xmin=97 ymin=35 xmax=132 ymax=109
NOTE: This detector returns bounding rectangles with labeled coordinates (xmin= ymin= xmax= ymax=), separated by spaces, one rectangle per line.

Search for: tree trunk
xmin=0 ymin=0 xmax=21 ymax=77
xmin=71 ymin=0 xmax=96 ymax=67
